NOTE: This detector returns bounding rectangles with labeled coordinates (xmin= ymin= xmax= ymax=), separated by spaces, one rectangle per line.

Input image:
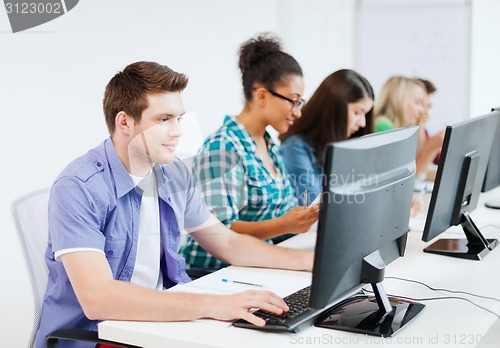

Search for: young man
xmin=416 ymin=78 xmax=444 ymax=181
xmin=35 ymin=61 xmax=314 ymax=348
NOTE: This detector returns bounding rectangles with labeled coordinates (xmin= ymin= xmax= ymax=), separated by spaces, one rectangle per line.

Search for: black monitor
xmin=481 ymin=107 xmax=500 ymax=209
xmin=310 ymin=126 xmax=424 ymax=337
xmin=422 ymin=111 xmax=499 ymax=260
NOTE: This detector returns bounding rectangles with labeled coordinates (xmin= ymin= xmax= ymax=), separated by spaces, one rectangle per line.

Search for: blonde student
xmin=374 ymin=75 xmax=444 ymax=180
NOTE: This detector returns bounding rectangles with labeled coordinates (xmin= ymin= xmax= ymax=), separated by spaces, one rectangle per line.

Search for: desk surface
xmin=99 ymin=188 xmax=500 ymax=348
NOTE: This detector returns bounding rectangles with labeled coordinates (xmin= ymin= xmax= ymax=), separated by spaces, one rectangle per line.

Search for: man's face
xmin=129 ymin=92 xmax=185 ymax=167
xmin=405 ymin=85 xmax=427 ymax=126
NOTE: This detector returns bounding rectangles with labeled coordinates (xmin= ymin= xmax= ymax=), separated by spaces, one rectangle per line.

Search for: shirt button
xmin=106 ymin=249 xmax=113 ymax=257
xmin=96 ymin=162 xmax=102 ymax=167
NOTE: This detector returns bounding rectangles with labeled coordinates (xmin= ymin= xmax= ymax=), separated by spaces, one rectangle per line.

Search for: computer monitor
xmin=481 ymin=107 xmax=500 ymax=209
xmin=310 ymin=126 xmax=424 ymax=337
xmin=422 ymin=111 xmax=499 ymax=260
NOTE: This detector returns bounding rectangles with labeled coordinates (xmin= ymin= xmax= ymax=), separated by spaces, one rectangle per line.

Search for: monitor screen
xmin=310 ymin=126 xmax=424 ymax=337
xmin=422 ymin=111 xmax=499 ymax=259
xmin=481 ymin=107 xmax=500 ymax=209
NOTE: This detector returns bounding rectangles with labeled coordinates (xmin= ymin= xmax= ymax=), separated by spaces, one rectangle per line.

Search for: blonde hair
xmin=374 ymin=76 xmax=425 ymax=128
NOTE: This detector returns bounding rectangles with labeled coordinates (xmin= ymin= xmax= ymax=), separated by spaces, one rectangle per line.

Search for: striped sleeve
xmin=192 ymin=134 xmax=247 ymax=227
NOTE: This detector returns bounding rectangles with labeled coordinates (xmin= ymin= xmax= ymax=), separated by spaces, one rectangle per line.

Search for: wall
xmin=470 ymin=0 xmax=500 ymax=117
xmin=0 ymin=1 xmax=354 ymax=346
xmin=354 ymin=0 xmax=472 ymax=134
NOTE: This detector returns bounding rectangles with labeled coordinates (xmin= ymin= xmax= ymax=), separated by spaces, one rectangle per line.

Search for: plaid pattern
xmin=179 ymin=116 xmax=298 ymax=270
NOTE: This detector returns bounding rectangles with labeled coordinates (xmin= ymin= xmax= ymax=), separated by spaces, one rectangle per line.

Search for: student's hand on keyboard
xmin=205 ymin=290 xmax=289 ymax=326
xmin=280 ymin=205 xmax=320 ymax=234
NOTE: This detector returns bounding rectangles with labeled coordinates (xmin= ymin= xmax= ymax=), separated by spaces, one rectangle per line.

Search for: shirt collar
xmin=104 ymin=137 xmax=177 ymax=199
xmin=104 ymin=137 xmax=136 ymax=198
xmin=223 ymin=115 xmax=275 ymax=153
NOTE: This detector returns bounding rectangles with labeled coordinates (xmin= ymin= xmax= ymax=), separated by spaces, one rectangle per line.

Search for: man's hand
xmin=204 ymin=290 xmax=289 ymax=326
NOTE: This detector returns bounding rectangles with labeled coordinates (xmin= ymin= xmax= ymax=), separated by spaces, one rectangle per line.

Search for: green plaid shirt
xmin=179 ymin=116 xmax=298 ymax=270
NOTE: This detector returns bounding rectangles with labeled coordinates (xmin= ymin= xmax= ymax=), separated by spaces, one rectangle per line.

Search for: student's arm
xmin=193 ymin=141 xmax=318 ymax=241
xmin=53 ymin=173 xmax=287 ymax=326
xmin=230 ymin=206 xmax=319 ymax=240
xmin=417 ymin=125 xmax=428 ymax=152
xmin=189 ymin=215 xmax=314 ymax=271
xmin=61 ymin=250 xmax=288 ymax=326
xmin=280 ymin=136 xmax=321 ymax=206
xmin=416 ymin=130 xmax=445 ymax=179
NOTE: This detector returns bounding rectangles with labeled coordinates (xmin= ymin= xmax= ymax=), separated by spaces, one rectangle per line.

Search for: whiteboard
xmin=354 ymin=0 xmax=471 ymax=134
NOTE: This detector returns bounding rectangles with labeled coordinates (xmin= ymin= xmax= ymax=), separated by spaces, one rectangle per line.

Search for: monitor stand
xmin=424 ymin=212 xmax=498 ymax=260
xmin=314 ymin=282 xmax=425 ymax=337
xmin=485 ymin=198 xmax=500 ymax=210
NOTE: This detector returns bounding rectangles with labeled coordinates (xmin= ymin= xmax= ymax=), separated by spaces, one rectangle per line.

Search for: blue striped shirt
xmin=36 ymin=138 xmax=211 ymax=348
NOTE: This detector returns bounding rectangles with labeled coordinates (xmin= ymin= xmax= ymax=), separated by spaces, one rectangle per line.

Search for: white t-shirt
xmin=130 ymin=170 xmax=163 ymax=290
xmin=55 ymin=170 xmax=164 ymax=291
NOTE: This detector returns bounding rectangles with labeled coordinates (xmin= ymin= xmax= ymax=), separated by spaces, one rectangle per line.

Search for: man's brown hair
xmin=418 ymin=78 xmax=437 ymax=95
xmin=103 ymin=61 xmax=188 ymax=134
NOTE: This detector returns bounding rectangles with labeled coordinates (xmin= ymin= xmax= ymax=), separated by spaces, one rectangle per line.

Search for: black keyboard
xmin=233 ymin=285 xmax=319 ymax=333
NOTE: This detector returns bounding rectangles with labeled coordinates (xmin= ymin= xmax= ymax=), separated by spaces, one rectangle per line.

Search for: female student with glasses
xmin=179 ymin=33 xmax=319 ymax=273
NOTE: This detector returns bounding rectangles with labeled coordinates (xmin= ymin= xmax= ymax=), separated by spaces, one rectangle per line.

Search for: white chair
xmin=175 ymin=111 xmax=204 ymax=161
xmin=175 ymin=111 xmax=204 ymax=269
xmin=12 ymin=189 xmax=139 ymax=348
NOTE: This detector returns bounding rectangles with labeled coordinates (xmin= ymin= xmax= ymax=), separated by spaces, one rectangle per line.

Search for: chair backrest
xmin=175 ymin=111 xmax=204 ymax=160
xmin=12 ymin=188 xmax=51 ymax=348
xmin=176 ymin=111 xmax=205 ymax=176
xmin=175 ymin=112 xmax=204 ymax=249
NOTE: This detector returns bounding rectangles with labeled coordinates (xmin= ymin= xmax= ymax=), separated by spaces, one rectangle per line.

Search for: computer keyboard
xmin=233 ymin=285 xmax=319 ymax=333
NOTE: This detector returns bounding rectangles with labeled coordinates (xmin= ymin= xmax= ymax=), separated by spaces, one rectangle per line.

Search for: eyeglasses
xmin=267 ymin=89 xmax=306 ymax=110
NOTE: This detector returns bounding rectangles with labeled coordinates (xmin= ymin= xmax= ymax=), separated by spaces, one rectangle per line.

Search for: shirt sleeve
xmin=181 ymin=161 xmax=213 ymax=229
xmin=280 ymin=137 xmax=321 ymax=206
xmin=192 ymin=138 xmax=247 ymax=227
xmin=55 ymin=248 xmax=104 ymax=261
xmin=48 ymin=176 xmax=106 ymax=256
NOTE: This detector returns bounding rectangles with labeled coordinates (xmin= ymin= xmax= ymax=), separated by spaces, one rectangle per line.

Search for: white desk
xmin=99 ymin=188 xmax=500 ymax=348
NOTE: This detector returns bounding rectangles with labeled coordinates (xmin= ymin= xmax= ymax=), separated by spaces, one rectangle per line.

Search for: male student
xmin=36 ymin=61 xmax=314 ymax=348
